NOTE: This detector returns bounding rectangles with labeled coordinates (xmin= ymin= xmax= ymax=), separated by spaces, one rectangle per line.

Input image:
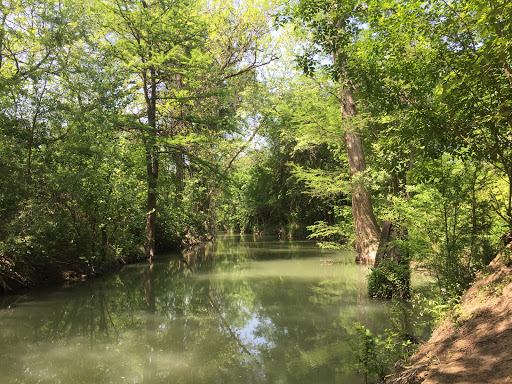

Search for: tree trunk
xmin=372 ymin=220 xmax=411 ymax=299
xmin=143 ymin=66 xmax=158 ymax=263
xmin=26 ymin=80 xmax=47 ymax=183
xmin=333 ymin=15 xmax=381 ymax=264
xmin=339 ymin=86 xmax=381 ymax=264
xmin=145 ymin=152 xmax=158 ymax=263
xmin=374 ymin=221 xmax=395 ymax=268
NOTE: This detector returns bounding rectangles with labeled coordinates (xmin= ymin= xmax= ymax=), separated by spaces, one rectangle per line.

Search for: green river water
xmin=0 ymin=234 xmax=432 ymax=383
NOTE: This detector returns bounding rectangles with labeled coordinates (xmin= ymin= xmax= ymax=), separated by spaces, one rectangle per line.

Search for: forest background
xmin=0 ymin=0 xmax=511 ymax=308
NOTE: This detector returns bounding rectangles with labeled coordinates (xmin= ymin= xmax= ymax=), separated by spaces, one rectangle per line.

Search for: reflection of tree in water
xmin=16 ymin=282 xmax=122 ymax=344
xmin=143 ymin=264 xmax=156 ymax=383
xmin=0 ymin=235 xmax=431 ymax=383
xmin=239 ymin=278 xmax=357 ymax=383
xmin=179 ymin=242 xmax=216 ymax=272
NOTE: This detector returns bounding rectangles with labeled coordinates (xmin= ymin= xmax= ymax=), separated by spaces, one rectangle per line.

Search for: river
xmin=0 ymin=233 xmax=432 ymax=383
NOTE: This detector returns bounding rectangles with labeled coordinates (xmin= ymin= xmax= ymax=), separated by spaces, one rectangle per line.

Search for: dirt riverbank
xmin=389 ymin=253 xmax=512 ymax=384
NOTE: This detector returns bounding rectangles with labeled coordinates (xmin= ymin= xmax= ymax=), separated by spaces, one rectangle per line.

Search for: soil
xmin=389 ymin=253 xmax=512 ymax=384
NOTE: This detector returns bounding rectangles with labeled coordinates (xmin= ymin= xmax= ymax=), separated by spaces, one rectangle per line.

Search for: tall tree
xmin=290 ymin=0 xmax=382 ymax=263
xmin=0 ymin=0 xmax=139 ymax=289
xmin=422 ymin=0 xmax=512 ymax=230
xmin=102 ymin=0 xmax=277 ymax=261
xmin=101 ymin=0 xmax=208 ymax=261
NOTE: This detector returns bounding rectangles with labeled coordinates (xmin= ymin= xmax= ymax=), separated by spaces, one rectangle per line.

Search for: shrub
xmin=353 ymin=323 xmax=416 ymax=384
xmin=368 ymin=259 xmax=410 ymax=299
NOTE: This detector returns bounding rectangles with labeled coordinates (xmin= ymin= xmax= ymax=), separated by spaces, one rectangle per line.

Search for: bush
xmin=368 ymin=259 xmax=410 ymax=299
xmin=353 ymin=323 xmax=415 ymax=384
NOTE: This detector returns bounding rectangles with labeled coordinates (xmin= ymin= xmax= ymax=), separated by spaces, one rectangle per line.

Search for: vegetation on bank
xmin=0 ymin=0 xmax=277 ymax=290
xmin=386 ymin=252 xmax=512 ymax=384
xmin=1 ymin=0 xmax=511 ymax=318
xmin=1 ymin=3 xmax=512 ymax=383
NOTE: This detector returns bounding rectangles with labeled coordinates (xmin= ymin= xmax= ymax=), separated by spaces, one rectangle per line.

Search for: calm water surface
xmin=0 ymin=234 xmax=431 ymax=383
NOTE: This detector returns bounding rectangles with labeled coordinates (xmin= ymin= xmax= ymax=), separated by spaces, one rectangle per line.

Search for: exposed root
xmin=386 ymin=362 xmax=430 ymax=384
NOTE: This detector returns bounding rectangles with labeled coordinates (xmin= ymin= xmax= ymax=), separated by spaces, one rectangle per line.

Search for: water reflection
xmin=0 ymin=234 xmax=430 ymax=383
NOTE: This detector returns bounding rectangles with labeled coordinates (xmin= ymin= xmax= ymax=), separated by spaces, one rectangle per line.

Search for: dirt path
xmin=389 ymin=254 xmax=512 ymax=384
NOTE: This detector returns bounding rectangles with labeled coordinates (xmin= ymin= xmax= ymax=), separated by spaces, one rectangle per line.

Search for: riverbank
xmin=0 ymin=229 xmax=217 ymax=295
xmin=389 ymin=253 xmax=512 ymax=384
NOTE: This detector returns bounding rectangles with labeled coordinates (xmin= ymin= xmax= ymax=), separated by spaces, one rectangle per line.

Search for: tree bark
xmin=339 ymin=86 xmax=381 ymax=264
xmin=145 ymin=152 xmax=158 ymax=263
xmin=143 ymin=66 xmax=159 ymax=263
xmin=332 ymin=14 xmax=381 ymax=264
xmin=374 ymin=221 xmax=395 ymax=268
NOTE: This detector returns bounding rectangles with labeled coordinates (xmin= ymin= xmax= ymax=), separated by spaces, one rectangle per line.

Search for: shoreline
xmin=387 ymin=253 xmax=512 ymax=384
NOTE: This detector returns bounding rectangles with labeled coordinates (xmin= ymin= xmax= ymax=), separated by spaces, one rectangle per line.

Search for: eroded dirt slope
xmin=390 ymin=254 xmax=512 ymax=384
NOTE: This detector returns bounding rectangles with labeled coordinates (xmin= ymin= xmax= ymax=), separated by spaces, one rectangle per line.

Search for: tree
xmin=100 ymin=0 xmax=209 ymax=261
xmin=287 ymin=0 xmax=383 ymax=263
xmin=101 ymin=0 xmax=277 ymax=261
xmin=0 ymin=0 xmax=140 ymax=289
xmin=421 ymin=0 xmax=512 ymax=230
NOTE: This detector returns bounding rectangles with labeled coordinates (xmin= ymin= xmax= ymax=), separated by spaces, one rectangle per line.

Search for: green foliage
xmin=352 ymin=323 xmax=416 ymax=384
xmin=368 ymin=259 xmax=411 ymax=300
xmin=1 ymin=0 xmax=512 ymax=300
xmin=306 ymin=211 xmax=353 ymax=249
xmin=216 ymin=136 xmax=346 ymax=238
xmin=0 ymin=0 xmax=279 ymax=288
xmin=386 ymin=156 xmax=504 ymax=298
xmin=0 ymin=0 xmax=149 ymax=287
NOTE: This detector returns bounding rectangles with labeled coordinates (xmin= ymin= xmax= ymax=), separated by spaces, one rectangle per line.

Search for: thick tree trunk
xmin=339 ymin=87 xmax=381 ymax=264
xmin=374 ymin=221 xmax=394 ymax=268
xmin=372 ymin=220 xmax=410 ymax=299
xmin=374 ymin=220 xmax=407 ymax=267
xmin=332 ymin=15 xmax=381 ymax=264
